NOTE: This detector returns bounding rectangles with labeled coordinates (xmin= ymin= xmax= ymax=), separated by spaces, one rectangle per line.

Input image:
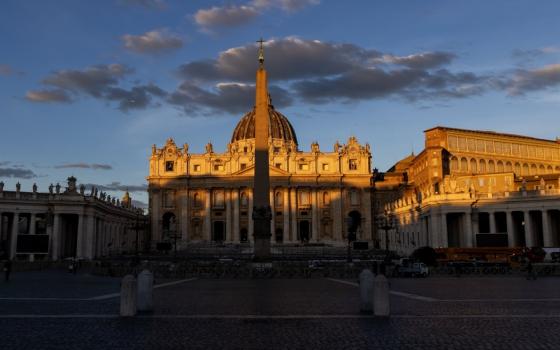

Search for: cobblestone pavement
xmin=1 ymin=270 xmax=560 ymax=349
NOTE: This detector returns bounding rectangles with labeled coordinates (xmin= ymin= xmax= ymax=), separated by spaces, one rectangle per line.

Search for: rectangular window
xmin=165 ymin=161 xmax=174 ymax=172
xmin=213 ymin=164 xmax=224 ymax=171
xmin=240 ymin=163 xmax=247 ymax=170
xmin=349 ymin=159 xmax=358 ymax=170
xmin=273 ymin=147 xmax=280 ymax=153
xmin=193 ymin=164 xmax=201 ymax=172
xmin=322 ymin=163 xmax=329 ymax=171
xmin=298 ymin=163 xmax=309 ymax=171
xmin=275 ymin=163 xmax=282 ymax=169
xmin=213 ymin=190 xmax=225 ymax=208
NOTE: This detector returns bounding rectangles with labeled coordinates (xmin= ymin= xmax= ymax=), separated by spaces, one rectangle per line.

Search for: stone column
xmin=506 ymin=211 xmax=515 ymax=247
xmin=51 ymin=214 xmax=60 ymax=260
xmin=362 ymin=189 xmax=372 ymax=242
xmin=311 ymin=188 xmax=318 ymax=242
xmin=9 ymin=212 xmax=19 ymax=259
xmin=489 ymin=211 xmax=497 ymax=234
xmin=232 ymin=189 xmax=240 ymax=242
xmin=464 ymin=211 xmax=473 ymax=248
xmin=226 ymin=189 xmax=232 ymax=242
xmin=204 ymin=189 xmax=211 ymax=241
xmin=180 ymin=188 xmax=189 ymax=241
xmin=333 ymin=188 xmax=343 ymax=241
xmin=270 ymin=190 xmax=276 ymax=240
xmin=542 ymin=210 xmax=552 ymax=246
xmin=248 ymin=189 xmax=254 ymax=242
xmin=524 ymin=210 xmax=533 ymax=247
xmin=440 ymin=212 xmax=448 ymax=247
xmin=150 ymin=190 xmax=160 ymax=241
xmin=290 ymin=188 xmax=298 ymax=242
xmin=85 ymin=215 xmax=95 ymax=259
xmin=29 ymin=213 xmax=36 ymax=235
xmin=76 ymin=215 xmax=85 ymax=258
xmin=283 ymin=188 xmax=289 ymax=242
xmin=429 ymin=212 xmax=439 ymax=247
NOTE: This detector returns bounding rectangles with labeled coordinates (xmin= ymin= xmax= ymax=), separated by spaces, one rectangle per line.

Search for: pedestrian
xmin=526 ymin=261 xmax=536 ymax=280
xmin=3 ymin=260 xmax=12 ymax=282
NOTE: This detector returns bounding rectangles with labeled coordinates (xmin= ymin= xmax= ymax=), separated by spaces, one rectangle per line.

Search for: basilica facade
xmin=148 ymin=104 xmax=373 ymax=247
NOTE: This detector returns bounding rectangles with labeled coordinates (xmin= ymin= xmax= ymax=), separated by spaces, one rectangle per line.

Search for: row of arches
xmin=450 ymin=156 xmax=560 ymax=176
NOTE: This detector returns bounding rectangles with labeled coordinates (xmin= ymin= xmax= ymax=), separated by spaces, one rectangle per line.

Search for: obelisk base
xmin=253 ymin=205 xmax=272 ymax=261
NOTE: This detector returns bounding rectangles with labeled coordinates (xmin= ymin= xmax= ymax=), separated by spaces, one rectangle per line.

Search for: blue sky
xmin=2 ymin=0 xmax=560 ymax=206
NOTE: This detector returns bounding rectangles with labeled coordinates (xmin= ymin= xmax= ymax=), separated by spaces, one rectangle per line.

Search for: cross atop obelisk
xmin=252 ymin=38 xmax=272 ymax=260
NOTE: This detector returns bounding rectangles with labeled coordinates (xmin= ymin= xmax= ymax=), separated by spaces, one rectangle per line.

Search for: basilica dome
xmin=231 ymin=106 xmax=298 ymax=146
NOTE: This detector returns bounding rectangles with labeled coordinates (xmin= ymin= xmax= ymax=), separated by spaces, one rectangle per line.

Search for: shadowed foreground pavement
xmin=1 ymin=270 xmax=560 ymax=349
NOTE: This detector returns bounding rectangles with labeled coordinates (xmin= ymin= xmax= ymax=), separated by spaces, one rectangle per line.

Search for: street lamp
xmin=377 ymin=210 xmax=396 ymax=259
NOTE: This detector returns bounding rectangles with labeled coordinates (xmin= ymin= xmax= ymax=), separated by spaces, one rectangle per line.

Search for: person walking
xmin=3 ymin=260 xmax=12 ymax=282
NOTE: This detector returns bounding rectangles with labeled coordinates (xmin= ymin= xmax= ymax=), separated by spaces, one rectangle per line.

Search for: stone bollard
xmin=120 ymin=274 xmax=137 ymax=317
xmin=137 ymin=269 xmax=154 ymax=312
xmin=359 ymin=269 xmax=374 ymax=313
xmin=373 ymin=274 xmax=390 ymax=317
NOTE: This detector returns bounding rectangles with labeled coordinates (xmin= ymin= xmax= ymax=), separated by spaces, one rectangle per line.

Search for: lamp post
xmin=378 ymin=210 xmax=396 ymax=259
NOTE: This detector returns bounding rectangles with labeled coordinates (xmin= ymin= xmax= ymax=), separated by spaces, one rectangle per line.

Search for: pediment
xmin=233 ymin=164 xmax=290 ymax=176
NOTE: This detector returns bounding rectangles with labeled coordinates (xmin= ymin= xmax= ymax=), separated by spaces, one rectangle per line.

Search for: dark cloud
xmin=168 ymin=82 xmax=292 ymax=115
xmin=54 ymin=163 xmax=113 ymax=170
xmin=178 ymin=37 xmax=381 ymax=82
xmin=132 ymin=199 xmax=148 ymax=209
xmin=122 ymin=29 xmax=183 ymax=54
xmin=0 ymin=167 xmax=37 ymax=179
xmin=84 ymin=182 xmax=147 ymax=192
xmin=28 ymin=64 xmax=167 ymax=111
xmin=293 ymin=67 xmax=487 ymax=103
xmin=118 ymin=0 xmax=166 ymax=10
xmin=505 ymin=64 xmax=560 ymax=95
xmin=512 ymin=46 xmax=560 ymax=60
xmin=25 ymin=89 xmax=71 ymax=103
xmin=193 ymin=0 xmax=319 ymax=30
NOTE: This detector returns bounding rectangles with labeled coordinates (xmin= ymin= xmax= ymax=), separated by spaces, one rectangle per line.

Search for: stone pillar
xmin=29 ymin=213 xmax=36 ymax=235
xmin=542 ymin=210 xmax=552 ymax=247
xmin=506 ymin=211 xmax=515 ymax=247
xmin=489 ymin=211 xmax=497 ymax=234
xmin=472 ymin=212 xmax=480 ymax=245
xmin=150 ymin=190 xmax=160 ymax=241
xmin=120 ymin=275 xmax=137 ymax=317
xmin=290 ymin=188 xmax=298 ymax=242
xmin=9 ymin=212 xmax=19 ymax=259
xmin=440 ymin=212 xmax=448 ymax=247
xmin=248 ymin=190 xmax=254 ymax=241
xmin=362 ymin=189 xmax=372 ymax=242
xmin=464 ymin=211 xmax=473 ymax=248
xmin=429 ymin=212 xmax=439 ymax=247
xmin=226 ymin=189 xmax=232 ymax=242
xmin=270 ymin=190 xmax=275 ymax=241
xmin=333 ymin=188 xmax=343 ymax=241
xmin=232 ymin=189 xmax=240 ymax=242
xmin=85 ymin=215 xmax=95 ymax=259
xmin=282 ymin=188 xmax=289 ymax=242
xmin=311 ymin=188 xmax=318 ymax=242
xmin=51 ymin=214 xmax=60 ymax=260
xmin=524 ymin=210 xmax=533 ymax=247
xmin=204 ymin=189 xmax=211 ymax=241
xmin=180 ymin=188 xmax=189 ymax=241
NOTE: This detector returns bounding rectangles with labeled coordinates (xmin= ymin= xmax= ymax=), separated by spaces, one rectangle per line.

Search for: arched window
xmin=556 ymin=166 xmax=560 ymax=173
xmin=470 ymin=159 xmax=477 ymax=173
xmin=275 ymin=191 xmax=283 ymax=207
xmin=505 ymin=161 xmax=512 ymax=172
xmin=450 ymin=157 xmax=459 ymax=171
xmin=530 ymin=164 xmax=537 ymax=175
xmin=547 ymin=165 xmax=553 ymax=174
xmin=488 ymin=160 xmax=495 ymax=173
xmin=496 ymin=160 xmax=504 ymax=173
xmin=240 ymin=192 xmax=248 ymax=207
xmin=479 ymin=159 xmax=487 ymax=173
xmin=193 ymin=193 xmax=201 ymax=208
xmin=514 ymin=163 xmax=521 ymax=175
xmin=522 ymin=163 xmax=529 ymax=175
xmin=460 ymin=157 xmax=468 ymax=172
xmin=323 ymin=191 xmax=330 ymax=206
xmin=539 ymin=164 xmax=546 ymax=174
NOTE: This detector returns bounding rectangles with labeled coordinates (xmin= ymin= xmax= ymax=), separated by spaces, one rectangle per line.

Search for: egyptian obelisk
xmin=252 ymin=38 xmax=272 ymax=260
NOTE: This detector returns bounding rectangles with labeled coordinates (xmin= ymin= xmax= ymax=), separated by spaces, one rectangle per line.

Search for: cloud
xmin=0 ymin=167 xmax=37 ymax=179
xmin=506 ymin=64 xmax=560 ymax=95
xmin=54 ymin=163 xmax=113 ymax=170
xmin=26 ymin=89 xmax=72 ymax=103
xmin=376 ymin=52 xmax=456 ymax=69
xmin=122 ymin=29 xmax=183 ymax=54
xmin=193 ymin=0 xmax=319 ymax=30
xmin=513 ymin=46 xmax=560 ymax=60
xmin=168 ymin=82 xmax=292 ymax=115
xmin=118 ymin=0 xmax=166 ymax=10
xmin=28 ymin=64 xmax=167 ymax=111
xmin=83 ymin=182 xmax=147 ymax=192
xmin=178 ymin=37 xmax=381 ymax=82
xmin=132 ymin=199 xmax=148 ymax=209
